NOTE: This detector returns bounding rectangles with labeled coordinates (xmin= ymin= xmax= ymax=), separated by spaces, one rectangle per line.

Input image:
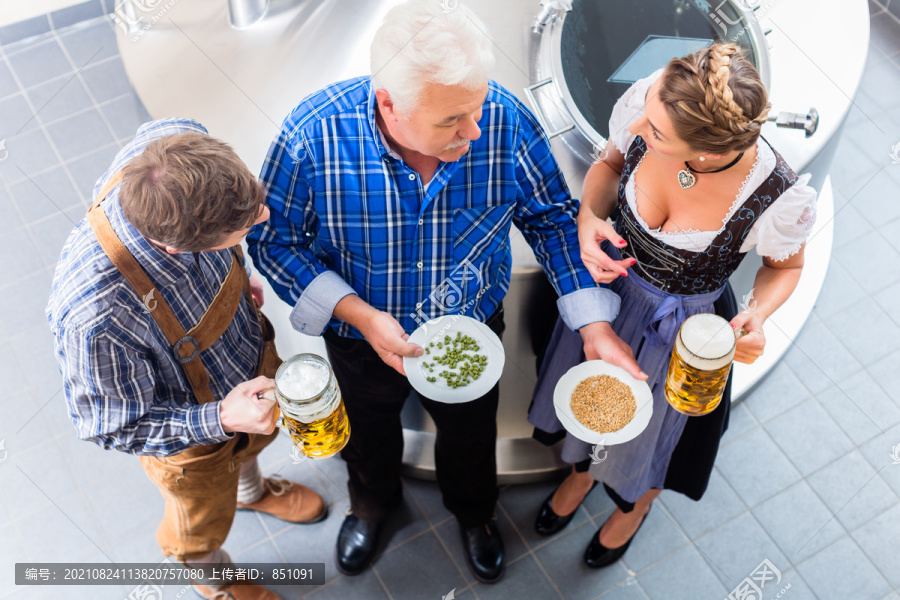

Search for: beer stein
xmin=664 ymin=313 xmax=737 ymax=416
xmin=274 ymin=353 xmax=350 ymax=459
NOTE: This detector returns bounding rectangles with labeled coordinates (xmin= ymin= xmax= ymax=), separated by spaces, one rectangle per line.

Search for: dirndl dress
xmin=528 ymin=134 xmax=803 ymax=510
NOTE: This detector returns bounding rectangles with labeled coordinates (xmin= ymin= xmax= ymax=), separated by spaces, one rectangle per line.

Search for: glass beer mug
xmin=274 ymin=353 xmax=350 ymax=459
xmin=664 ymin=313 xmax=737 ymax=416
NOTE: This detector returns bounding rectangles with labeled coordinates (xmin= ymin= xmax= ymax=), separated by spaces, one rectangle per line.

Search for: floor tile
xmin=764 ymin=398 xmax=854 ymax=476
xmin=0 ymin=525 xmax=33 ymax=595
xmin=100 ymin=93 xmax=151 ymax=140
xmin=807 ymin=450 xmax=898 ymax=531
xmin=51 ymin=2 xmax=106 ymax=31
xmin=813 ymin=259 xmax=871 ymax=319
xmin=0 ymin=16 xmax=51 ymax=48
xmin=635 ymin=545 xmax=726 ymax=600
xmin=696 ymin=512 xmax=787 ymax=590
xmin=16 ymin=492 xmax=107 ymax=563
xmin=0 ymin=58 xmax=17 ymax=99
xmin=658 ymin=469 xmax=746 ymax=541
xmin=498 ymin=481 xmax=588 ymax=551
xmin=25 ymin=75 xmax=93 ymax=125
xmin=0 ymin=269 xmax=52 ymax=335
xmin=270 ymin=497 xmax=350 ymax=585
xmin=0 ymin=185 xmax=24 ymax=235
xmin=595 ymin=579 xmax=649 ymax=600
xmin=0 ymin=387 xmax=54 ymax=461
xmin=716 ymin=427 xmax=803 ymax=508
xmin=831 ymin=201 xmax=872 ymax=248
xmin=828 ymin=136 xmax=881 ymax=198
xmin=64 ymin=142 xmax=119 ymax=201
xmin=403 ymin=475 xmax=453 ymax=525
xmin=59 ymin=18 xmax=118 ymax=67
xmin=6 ymin=38 xmax=71 ymax=89
xmin=11 ymin=324 xmax=60 ymax=389
xmin=835 ymin=229 xmax=900 ymax=297
xmin=306 ymin=569 xmax=390 ymax=600
xmin=719 ymin=402 xmax=758 ymax=446
xmin=221 ymin=509 xmax=270 ymax=561
xmin=741 ymin=361 xmax=810 ymax=424
xmin=616 ymin=505 xmax=690 ymax=573
xmin=827 ymin=296 xmax=900 ymax=366
xmin=79 ymin=58 xmax=133 ymax=103
xmin=869 ymin=13 xmax=900 ymax=62
xmin=374 ymin=530 xmax=466 ymax=600
xmin=873 ymin=280 xmax=900 ymax=328
xmin=819 ymin=370 xmax=900 ymax=445
xmin=8 ymin=164 xmax=80 ymax=223
xmin=29 ymin=207 xmax=81 ymax=267
xmin=752 ymin=480 xmax=847 ymax=563
xmin=797 ymin=536 xmax=892 ymax=600
xmin=79 ymin=461 xmax=163 ymax=546
xmin=43 ymin=107 xmax=115 ymax=161
xmin=0 ymin=92 xmax=39 ymax=137
xmin=782 ymin=319 xmax=863 ymax=394
xmin=852 ymin=501 xmax=900 ymax=588
xmin=534 ymin=520 xmax=629 ymax=600
xmin=0 ymin=128 xmax=59 ymax=183
xmin=475 ymin=554 xmax=561 ymax=600
xmin=879 ymin=214 xmax=900 ymax=255
xmin=868 ymin=349 xmax=900 ymax=405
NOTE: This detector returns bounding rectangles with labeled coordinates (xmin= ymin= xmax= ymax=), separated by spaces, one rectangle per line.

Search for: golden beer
xmin=275 ymin=353 xmax=350 ymax=459
xmin=664 ymin=313 xmax=736 ymax=416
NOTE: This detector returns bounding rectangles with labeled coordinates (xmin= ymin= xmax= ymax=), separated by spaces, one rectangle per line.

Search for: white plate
xmin=553 ymin=360 xmax=653 ymax=445
xmin=404 ymin=315 xmax=505 ymax=404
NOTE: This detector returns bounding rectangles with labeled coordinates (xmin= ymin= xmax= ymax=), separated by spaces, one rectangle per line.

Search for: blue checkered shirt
xmin=46 ymin=118 xmax=262 ymax=457
xmin=247 ymin=77 xmax=619 ymax=339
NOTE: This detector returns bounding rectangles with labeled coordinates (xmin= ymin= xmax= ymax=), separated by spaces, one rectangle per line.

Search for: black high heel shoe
xmin=584 ymin=506 xmax=650 ymax=568
xmin=535 ymin=481 xmax=598 ymax=536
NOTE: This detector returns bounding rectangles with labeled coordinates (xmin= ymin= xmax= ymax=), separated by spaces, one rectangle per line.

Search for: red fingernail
xmin=731 ymin=324 xmax=736 ymax=329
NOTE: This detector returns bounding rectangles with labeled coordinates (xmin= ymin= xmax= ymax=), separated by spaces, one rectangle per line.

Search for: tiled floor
xmin=1 ymin=3 xmax=899 ymax=600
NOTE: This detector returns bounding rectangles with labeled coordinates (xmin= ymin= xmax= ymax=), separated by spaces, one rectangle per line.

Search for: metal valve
xmin=767 ymin=107 xmax=819 ymax=138
xmin=532 ymin=0 xmax=572 ymax=34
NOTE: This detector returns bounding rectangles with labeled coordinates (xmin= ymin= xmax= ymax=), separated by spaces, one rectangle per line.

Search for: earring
xmin=699 ymin=156 xmax=706 ymax=162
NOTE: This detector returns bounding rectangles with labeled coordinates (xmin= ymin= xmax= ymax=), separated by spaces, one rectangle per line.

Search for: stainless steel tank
xmin=115 ymin=0 xmax=867 ymax=482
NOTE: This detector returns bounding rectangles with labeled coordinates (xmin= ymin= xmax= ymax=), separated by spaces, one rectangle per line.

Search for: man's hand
xmin=579 ymin=321 xmax=647 ymax=381
xmin=219 ymin=376 xmax=279 ymax=434
xmin=249 ymin=273 xmax=265 ymax=308
xmin=358 ymin=310 xmax=424 ymax=376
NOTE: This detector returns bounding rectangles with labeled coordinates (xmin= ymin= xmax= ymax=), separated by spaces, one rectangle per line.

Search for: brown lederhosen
xmin=87 ymin=171 xmax=282 ymax=561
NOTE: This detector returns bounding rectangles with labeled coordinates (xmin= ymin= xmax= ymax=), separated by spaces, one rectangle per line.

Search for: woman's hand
xmin=577 ymin=211 xmax=636 ymax=284
xmin=730 ymin=309 xmax=766 ymax=364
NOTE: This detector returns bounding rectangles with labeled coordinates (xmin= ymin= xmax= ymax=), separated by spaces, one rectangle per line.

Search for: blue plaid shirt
xmin=247 ymin=77 xmax=619 ymax=338
xmin=46 ymin=119 xmax=261 ymax=457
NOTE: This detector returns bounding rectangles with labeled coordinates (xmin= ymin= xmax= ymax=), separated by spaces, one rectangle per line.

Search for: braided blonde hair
xmin=658 ymin=42 xmax=770 ymax=155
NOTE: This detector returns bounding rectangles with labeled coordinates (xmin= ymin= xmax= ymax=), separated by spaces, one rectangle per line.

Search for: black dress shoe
xmin=459 ymin=520 xmax=505 ymax=583
xmin=584 ymin=507 xmax=650 ymax=569
xmin=335 ymin=512 xmax=382 ymax=576
xmin=535 ymin=481 xmax=598 ymax=536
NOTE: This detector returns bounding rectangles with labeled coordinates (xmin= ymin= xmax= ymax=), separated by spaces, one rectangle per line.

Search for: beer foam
xmin=277 ymin=358 xmax=330 ymax=400
xmin=677 ymin=313 xmax=735 ymax=370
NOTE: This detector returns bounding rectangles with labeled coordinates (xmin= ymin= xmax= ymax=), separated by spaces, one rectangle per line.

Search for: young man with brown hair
xmin=47 ymin=118 xmax=325 ymax=600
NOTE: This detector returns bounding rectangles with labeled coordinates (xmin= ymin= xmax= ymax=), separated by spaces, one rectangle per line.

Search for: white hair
xmin=370 ymin=0 xmax=496 ymax=115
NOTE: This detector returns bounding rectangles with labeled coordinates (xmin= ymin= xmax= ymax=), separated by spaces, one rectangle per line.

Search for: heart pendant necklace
xmin=678 ymin=152 xmax=745 ymax=190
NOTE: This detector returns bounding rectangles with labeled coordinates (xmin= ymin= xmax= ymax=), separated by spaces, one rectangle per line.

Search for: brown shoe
xmin=192 ymin=582 xmax=281 ymax=599
xmin=236 ymin=477 xmax=327 ymax=524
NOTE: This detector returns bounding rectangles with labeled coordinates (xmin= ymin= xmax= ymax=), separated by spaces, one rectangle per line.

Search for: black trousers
xmin=323 ymin=309 xmax=505 ymax=527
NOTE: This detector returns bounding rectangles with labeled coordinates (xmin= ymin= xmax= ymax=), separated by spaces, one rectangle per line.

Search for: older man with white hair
xmin=248 ymin=0 xmax=641 ymax=583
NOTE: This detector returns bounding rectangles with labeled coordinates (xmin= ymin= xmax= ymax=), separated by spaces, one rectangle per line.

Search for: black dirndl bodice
xmin=614 ymin=136 xmax=799 ymax=295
